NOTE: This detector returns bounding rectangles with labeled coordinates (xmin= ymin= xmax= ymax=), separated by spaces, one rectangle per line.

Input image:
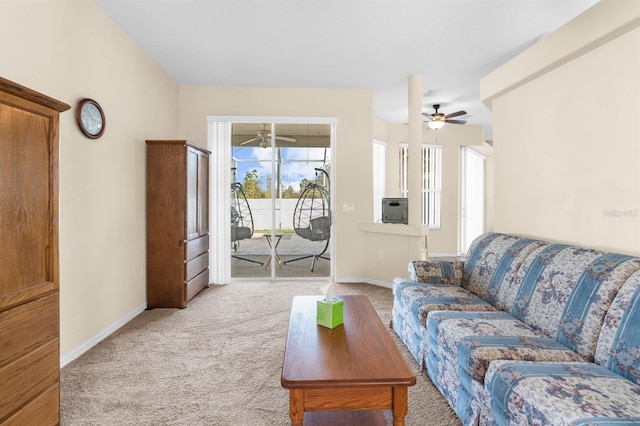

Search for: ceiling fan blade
xmin=422 ymin=113 xmax=434 ymax=121
xmin=446 ymin=119 xmax=467 ymax=125
xmin=240 ymin=137 xmax=260 ymax=145
xmin=445 ymin=110 xmax=467 ymax=119
xmin=266 ymin=133 xmax=296 ymax=143
xmin=274 ymin=135 xmax=296 ymax=143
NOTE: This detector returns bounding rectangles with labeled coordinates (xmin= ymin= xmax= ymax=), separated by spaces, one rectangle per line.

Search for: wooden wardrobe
xmin=0 ymin=77 xmax=70 ymax=425
xmin=146 ymin=140 xmax=211 ymax=308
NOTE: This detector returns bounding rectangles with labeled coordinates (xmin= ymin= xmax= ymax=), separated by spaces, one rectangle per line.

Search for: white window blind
xmin=422 ymin=144 xmax=442 ymax=229
xmin=373 ymin=139 xmax=387 ymax=222
xmin=399 ymin=144 xmax=408 ymax=198
xmin=398 ymin=144 xmax=441 ymax=228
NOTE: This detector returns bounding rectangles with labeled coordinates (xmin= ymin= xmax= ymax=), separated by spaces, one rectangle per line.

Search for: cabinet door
xmin=0 ymin=102 xmax=52 ymax=296
xmin=186 ymin=147 xmax=199 ymax=240
xmin=198 ymin=152 xmax=209 ymax=235
xmin=186 ymin=147 xmax=209 ymax=240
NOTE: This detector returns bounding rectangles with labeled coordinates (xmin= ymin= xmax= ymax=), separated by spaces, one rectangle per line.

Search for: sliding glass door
xmin=230 ymin=122 xmax=332 ymax=280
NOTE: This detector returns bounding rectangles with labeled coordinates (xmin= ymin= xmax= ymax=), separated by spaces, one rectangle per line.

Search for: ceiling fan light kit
xmin=427 ymin=120 xmax=445 ymax=130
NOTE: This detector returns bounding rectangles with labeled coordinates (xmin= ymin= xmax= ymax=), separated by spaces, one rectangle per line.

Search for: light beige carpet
xmin=60 ymin=281 xmax=461 ymax=425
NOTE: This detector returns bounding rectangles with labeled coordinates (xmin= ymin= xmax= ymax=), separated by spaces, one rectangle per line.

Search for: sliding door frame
xmin=207 ymin=116 xmax=336 ymax=284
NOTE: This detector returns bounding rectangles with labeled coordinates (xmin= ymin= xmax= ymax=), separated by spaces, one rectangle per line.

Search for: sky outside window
xmin=232 ymin=146 xmax=330 ymax=195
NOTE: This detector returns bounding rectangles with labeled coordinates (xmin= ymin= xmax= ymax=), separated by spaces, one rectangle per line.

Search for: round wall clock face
xmin=77 ymin=98 xmax=105 ymax=139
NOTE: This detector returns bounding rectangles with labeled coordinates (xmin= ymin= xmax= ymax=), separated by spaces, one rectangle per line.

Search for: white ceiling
xmin=93 ymin=0 xmax=599 ymax=140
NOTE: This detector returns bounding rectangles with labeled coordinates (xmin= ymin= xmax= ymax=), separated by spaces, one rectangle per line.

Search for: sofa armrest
xmin=408 ymin=260 xmax=464 ymax=285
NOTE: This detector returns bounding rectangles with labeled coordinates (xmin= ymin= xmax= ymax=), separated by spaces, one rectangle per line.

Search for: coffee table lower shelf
xmin=303 ymin=410 xmax=387 ymax=426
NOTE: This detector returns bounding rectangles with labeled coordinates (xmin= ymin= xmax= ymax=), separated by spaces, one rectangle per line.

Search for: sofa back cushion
xmin=511 ymin=244 xmax=640 ymax=360
xmin=595 ymin=269 xmax=640 ymax=384
xmin=463 ymin=233 xmax=546 ymax=310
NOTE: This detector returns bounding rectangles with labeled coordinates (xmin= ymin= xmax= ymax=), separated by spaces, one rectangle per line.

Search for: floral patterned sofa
xmin=392 ymin=232 xmax=640 ymax=425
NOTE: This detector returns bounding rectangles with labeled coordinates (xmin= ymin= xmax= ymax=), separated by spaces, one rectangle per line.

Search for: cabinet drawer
xmin=185 ymin=252 xmax=208 ymax=282
xmin=186 ymin=269 xmax=209 ymax=302
xmin=3 ymin=383 xmax=59 ymax=426
xmin=0 ymin=293 xmax=58 ymax=364
xmin=0 ymin=339 xmax=59 ymax=419
xmin=185 ymin=234 xmax=209 ymax=260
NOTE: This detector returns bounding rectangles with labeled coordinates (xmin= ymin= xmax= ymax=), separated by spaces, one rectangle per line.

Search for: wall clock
xmin=76 ymin=98 xmax=105 ymax=139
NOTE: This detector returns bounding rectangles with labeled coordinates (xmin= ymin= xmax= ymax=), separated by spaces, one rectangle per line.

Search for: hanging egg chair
xmin=231 ymin=181 xmax=262 ymax=265
xmin=284 ymin=168 xmax=330 ymax=271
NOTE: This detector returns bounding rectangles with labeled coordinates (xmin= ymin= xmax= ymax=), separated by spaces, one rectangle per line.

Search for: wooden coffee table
xmin=281 ymin=295 xmax=416 ymax=425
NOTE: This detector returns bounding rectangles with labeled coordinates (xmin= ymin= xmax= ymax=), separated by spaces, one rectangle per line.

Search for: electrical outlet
xmin=343 ymin=203 xmax=355 ymax=212
xmin=378 ymin=250 xmax=384 ymax=260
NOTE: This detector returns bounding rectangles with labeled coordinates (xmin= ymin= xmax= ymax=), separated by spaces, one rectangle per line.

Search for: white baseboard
xmin=60 ymin=303 xmax=147 ymax=368
xmin=364 ymin=278 xmax=393 ymax=289
xmin=334 ymin=277 xmax=393 ymax=289
xmin=428 ymin=252 xmax=461 ymax=258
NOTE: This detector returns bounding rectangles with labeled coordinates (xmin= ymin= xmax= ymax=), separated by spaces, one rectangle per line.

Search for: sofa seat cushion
xmin=486 ymin=360 xmax=640 ymax=426
xmin=426 ymin=311 xmax=547 ymax=424
xmin=394 ymin=281 xmax=497 ymax=329
xmin=427 ymin=311 xmax=542 ymax=351
xmin=458 ymin=335 xmax=586 ymax=384
xmin=455 ymin=335 xmax=585 ymax=425
xmin=595 ymin=269 xmax=640 ymax=385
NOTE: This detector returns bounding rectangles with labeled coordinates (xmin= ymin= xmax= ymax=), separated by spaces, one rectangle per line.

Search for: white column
xmin=407 ymin=74 xmax=423 ymax=226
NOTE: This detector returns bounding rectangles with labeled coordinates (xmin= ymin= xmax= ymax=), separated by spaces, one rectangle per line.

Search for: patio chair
xmin=231 ymin=181 xmax=262 ymax=265
xmin=284 ymin=168 xmax=331 ymax=272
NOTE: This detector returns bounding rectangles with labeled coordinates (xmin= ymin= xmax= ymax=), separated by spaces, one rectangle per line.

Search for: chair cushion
xmin=231 ymin=226 xmax=251 ymax=241
xmin=308 ymin=216 xmax=330 ymax=241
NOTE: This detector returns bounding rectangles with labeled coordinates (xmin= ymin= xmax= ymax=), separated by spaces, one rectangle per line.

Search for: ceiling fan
xmin=423 ymin=104 xmax=467 ymax=130
xmin=240 ymin=124 xmax=297 ymax=148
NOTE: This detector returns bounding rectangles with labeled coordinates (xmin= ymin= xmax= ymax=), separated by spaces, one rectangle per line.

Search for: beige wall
xmin=1 ymin=0 xmax=179 ymax=361
xmin=374 ymin=120 xmax=487 ymax=257
xmin=10 ymin=0 xmax=626 ymax=366
xmin=482 ymin=0 xmax=640 ymax=255
xmin=178 ymin=86 xmax=373 ymax=279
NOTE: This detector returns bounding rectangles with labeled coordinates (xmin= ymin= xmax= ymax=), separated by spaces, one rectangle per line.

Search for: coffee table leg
xmin=289 ymin=389 xmax=304 ymax=426
xmin=392 ymin=385 xmax=408 ymax=426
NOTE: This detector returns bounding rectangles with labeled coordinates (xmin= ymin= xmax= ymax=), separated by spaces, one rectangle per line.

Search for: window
xmin=373 ymin=139 xmax=386 ymax=221
xmin=461 ymin=146 xmax=485 ymax=253
xmin=398 ymin=144 xmax=442 ymax=229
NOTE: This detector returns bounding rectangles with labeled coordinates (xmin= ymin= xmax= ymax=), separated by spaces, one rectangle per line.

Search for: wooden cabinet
xmin=0 ymin=77 xmax=70 ymax=425
xmin=146 ymin=140 xmax=210 ymax=308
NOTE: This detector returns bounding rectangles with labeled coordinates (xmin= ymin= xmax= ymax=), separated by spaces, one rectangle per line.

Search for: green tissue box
xmin=316 ymin=297 xmax=344 ymax=329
